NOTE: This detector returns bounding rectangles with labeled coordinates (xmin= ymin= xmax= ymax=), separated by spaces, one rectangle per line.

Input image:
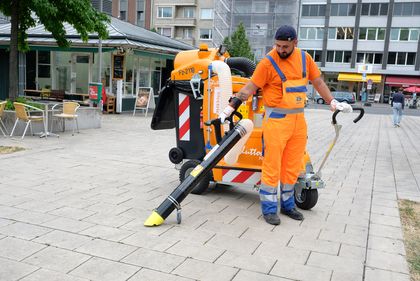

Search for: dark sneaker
xmin=281 ymin=208 xmax=304 ymax=221
xmin=263 ymin=213 xmax=281 ymax=225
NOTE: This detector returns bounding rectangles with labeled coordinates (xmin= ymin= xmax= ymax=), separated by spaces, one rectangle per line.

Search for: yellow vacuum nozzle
xmin=144 ymin=211 xmax=164 ymax=227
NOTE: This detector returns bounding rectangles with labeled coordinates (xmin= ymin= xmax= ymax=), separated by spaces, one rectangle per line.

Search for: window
xmin=330 ymin=4 xmax=357 ymax=17
xmin=377 ymin=28 xmax=385 ymax=40
xmin=301 ymin=5 xmax=325 ymax=17
xmin=299 ymin=27 xmax=324 ymax=40
xmin=137 ymin=11 xmax=144 ymax=21
xmin=200 ymin=28 xmax=212 ymax=40
xmin=157 ymin=27 xmax=171 ymax=37
xmin=390 ymin=28 xmax=420 ymax=41
xmin=119 ymin=11 xmax=126 ymax=20
xmin=357 ymin=53 xmax=382 ymax=64
xmin=158 ymin=7 xmax=172 ymax=18
xmin=183 ymin=28 xmax=193 ymax=39
xmin=361 ymin=3 xmax=388 ymax=16
xmin=200 ymin=8 xmax=213 ymax=19
xmin=394 ymin=2 xmax=419 ymax=16
xmin=252 ymin=23 xmax=267 ymax=36
xmin=367 ymin=28 xmax=376 ymax=40
xmin=359 ymin=28 xmax=385 ymax=40
xmin=359 ymin=28 xmax=367 ymax=40
xmin=183 ymin=7 xmax=195 ymax=18
xmin=38 ymin=51 xmax=51 ymax=78
xmin=388 ymin=52 xmax=417 ymax=65
xmin=326 ymin=51 xmax=352 ymax=63
xmin=329 ymin=27 xmax=354 ymax=40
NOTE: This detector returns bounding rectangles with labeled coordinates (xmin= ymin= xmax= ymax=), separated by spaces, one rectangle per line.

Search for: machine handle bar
xmin=204 ymin=111 xmax=243 ymax=143
xmin=332 ymin=107 xmax=364 ymax=125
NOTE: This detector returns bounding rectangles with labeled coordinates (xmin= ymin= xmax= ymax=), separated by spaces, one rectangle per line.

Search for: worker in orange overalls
xmin=219 ymin=25 xmax=353 ymax=225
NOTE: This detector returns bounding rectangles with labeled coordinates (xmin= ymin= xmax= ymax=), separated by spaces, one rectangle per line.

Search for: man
xmin=219 ymin=25 xmax=352 ymax=225
xmin=391 ymin=88 xmax=404 ymax=127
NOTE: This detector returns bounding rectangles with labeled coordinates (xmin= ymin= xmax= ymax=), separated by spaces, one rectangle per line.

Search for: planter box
xmin=3 ymin=106 xmax=101 ymax=136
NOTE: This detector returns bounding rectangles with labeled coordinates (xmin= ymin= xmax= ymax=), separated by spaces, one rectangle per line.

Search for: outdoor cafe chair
xmin=0 ymin=101 xmax=8 ymax=137
xmin=10 ymin=102 xmax=45 ymax=139
xmin=51 ymin=101 xmax=80 ymax=136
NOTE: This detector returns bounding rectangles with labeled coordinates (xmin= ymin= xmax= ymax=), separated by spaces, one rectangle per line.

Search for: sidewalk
xmin=0 ymin=109 xmax=419 ymax=281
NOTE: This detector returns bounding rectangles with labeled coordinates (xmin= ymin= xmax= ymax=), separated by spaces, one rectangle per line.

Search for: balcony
xmin=173 ymin=18 xmax=196 ymax=26
xmin=170 ymin=0 xmax=197 ymax=5
xmin=175 ymin=37 xmax=195 ymax=46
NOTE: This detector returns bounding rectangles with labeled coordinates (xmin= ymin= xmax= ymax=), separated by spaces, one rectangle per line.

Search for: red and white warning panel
xmin=222 ymin=169 xmax=261 ymax=185
xmin=178 ymin=93 xmax=190 ymax=141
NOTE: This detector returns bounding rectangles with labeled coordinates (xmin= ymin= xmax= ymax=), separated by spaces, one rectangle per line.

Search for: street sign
xmin=367 ymin=84 xmax=372 ymax=90
xmin=357 ymin=64 xmax=373 ymax=74
xmin=362 ymin=73 xmax=367 ymax=82
xmin=367 ymin=79 xmax=373 ymax=85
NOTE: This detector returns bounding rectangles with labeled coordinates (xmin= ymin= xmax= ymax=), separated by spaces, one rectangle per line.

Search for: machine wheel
xmin=169 ymin=147 xmax=184 ymax=164
xmin=295 ymin=188 xmax=318 ymax=210
xmin=179 ymin=160 xmax=212 ymax=195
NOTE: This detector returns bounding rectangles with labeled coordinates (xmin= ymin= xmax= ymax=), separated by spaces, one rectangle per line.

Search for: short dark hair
xmin=275 ymin=25 xmax=297 ymax=41
xmin=398 ymin=87 xmax=404 ymax=91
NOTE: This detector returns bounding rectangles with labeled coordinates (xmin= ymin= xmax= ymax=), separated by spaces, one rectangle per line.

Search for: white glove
xmin=330 ymin=99 xmax=353 ymax=113
xmin=219 ymin=105 xmax=235 ymax=123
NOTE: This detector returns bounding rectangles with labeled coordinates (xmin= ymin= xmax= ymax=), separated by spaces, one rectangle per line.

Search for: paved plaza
xmin=0 ymin=107 xmax=419 ymax=281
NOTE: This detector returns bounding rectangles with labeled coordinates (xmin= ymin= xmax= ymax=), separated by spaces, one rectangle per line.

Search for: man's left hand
xmin=330 ymin=99 xmax=353 ymax=113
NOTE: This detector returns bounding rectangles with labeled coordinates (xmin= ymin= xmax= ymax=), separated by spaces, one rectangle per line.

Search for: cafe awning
xmin=338 ymin=73 xmax=382 ymax=83
xmin=385 ymin=76 xmax=420 ymax=87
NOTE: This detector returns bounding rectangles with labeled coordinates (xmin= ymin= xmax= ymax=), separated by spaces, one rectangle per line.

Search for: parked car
xmin=315 ymin=91 xmax=356 ymax=104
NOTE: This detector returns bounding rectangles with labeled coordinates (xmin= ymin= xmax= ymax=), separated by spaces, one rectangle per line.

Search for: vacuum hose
xmin=144 ymin=119 xmax=254 ymax=226
xmin=225 ymin=57 xmax=256 ymax=77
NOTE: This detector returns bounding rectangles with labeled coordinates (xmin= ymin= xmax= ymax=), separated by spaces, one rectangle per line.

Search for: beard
xmin=278 ymin=47 xmax=294 ymax=59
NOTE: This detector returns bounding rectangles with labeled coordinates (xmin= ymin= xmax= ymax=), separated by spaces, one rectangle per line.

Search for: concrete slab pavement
xmin=0 ymin=108 xmax=419 ymax=281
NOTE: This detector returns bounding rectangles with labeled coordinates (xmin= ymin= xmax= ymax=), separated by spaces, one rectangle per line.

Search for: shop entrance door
xmin=70 ymin=54 xmax=92 ymax=93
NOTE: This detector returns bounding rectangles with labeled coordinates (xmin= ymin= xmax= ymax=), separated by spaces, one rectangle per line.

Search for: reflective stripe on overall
xmin=259 ymin=50 xmax=308 ymax=215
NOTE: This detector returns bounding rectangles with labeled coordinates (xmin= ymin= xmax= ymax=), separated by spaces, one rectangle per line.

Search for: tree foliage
xmin=223 ymin=22 xmax=254 ymax=61
xmin=0 ymin=0 xmax=109 ymax=100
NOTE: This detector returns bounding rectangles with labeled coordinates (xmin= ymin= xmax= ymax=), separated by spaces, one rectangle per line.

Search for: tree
xmin=222 ymin=22 xmax=254 ymax=61
xmin=0 ymin=0 xmax=109 ymax=100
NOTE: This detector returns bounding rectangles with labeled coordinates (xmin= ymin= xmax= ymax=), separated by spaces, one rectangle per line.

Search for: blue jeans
xmin=392 ymin=103 xmax=403 ymax=125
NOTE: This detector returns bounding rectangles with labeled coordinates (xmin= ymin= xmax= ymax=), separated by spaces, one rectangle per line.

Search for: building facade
xmin=213 ymin=0 xmax=299 ymax=61
xmin=298 ymin=0 xmax=420 ymax=101
xmin=151 ymin=0 xmax=215 ymax=48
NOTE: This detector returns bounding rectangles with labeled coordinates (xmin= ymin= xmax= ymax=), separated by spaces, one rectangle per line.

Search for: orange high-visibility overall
xmin=256 ymin=48 xmax=310 ymax=214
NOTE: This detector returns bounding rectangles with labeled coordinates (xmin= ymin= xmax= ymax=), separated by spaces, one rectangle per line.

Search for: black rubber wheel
xmin=295 ymin=188 xmax=318 ymax=210
xmin=179 ymin=160 xmax=212 ymax=195
xmin=169 ymin=147 xmax=184 ymax=164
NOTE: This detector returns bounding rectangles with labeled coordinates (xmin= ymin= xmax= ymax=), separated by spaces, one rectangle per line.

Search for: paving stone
xmin=23 ymin=246 xmax=91 ymax=273
xmin=41 ymin=217 xmax=94 ymax=233
xmin=33 ymin=230 xmax=93 ymax=250
xmin=288 ymin=235 xmax=340 ymax=255
xmin=339 ymin=244 xmax=366 ymax=260
xmin=0 ymin=221 xmax=52 ymax=240
xmin=370 ymin=213 xmax=402 ymax=228
xmin=368 ymin=236 xmax=406 ymax=255
xmin=79 ymin=225 xmax=133 ymax=241
xmin=253 ymin=242 xmax=310 ymax=264
xmin=366 ymin=249 xmax=409 ymax=274
xmin=319 ymin=229 xmax=367 ymax=247
xmin=0 ymin=256 xmax=38 ymax=280
xmin=330 ymin=271 xmax=363 ymax=281
xmin=270 ymin=262 xmax=332 ymax=281
xmin=69 ymin=256 xmax=140 ymax=281
xmin=205 ymin=233 xmax=260 ymax=254
xmin=20 ymin=268 xmax=89 ymax=281
xmin=232 ymin=269 xmax=290 ymax=281
xmin=6 ymin=210 xmax=58 ymax=225
xmin=166 ymin=240 xmax=224 ymax=262
xmin=0 ymin=217 xmax=14 ymax=228
xmin=215 ymin=250 xmax=276 ymax=274
xmin=121 ymin=248 xmax=185 ymax=273
xmin=307 ymin=252 xmax=364 ymax=274
xmin=371 ymin=205 xmax=400 ymax=217
xmin=197 ymin=220 xmax=248 ymax=237
xmin=81 ymin=213 xmax=135 ymax=228
xmin=121 ymin=232 xmax=179 ymax=251
xmin=0 ymin=236 xmax=46 ymax=261
xmin=173 ymin=258 xmax=239 ymax=281
xmin=158 ymin=225 xmax=215 ymax=244
xmin=0 ymin=205 xmax=25 ymax=217
xmin=369 ymin=223 xmax=404 ymax=240
xmin=75 ymin=238 xmax=137 ymax=261
xmin=128 ymin=268 xmax=193 ymax=281
xmin=48 ymin=206 xmax=97 ymax=220
xmin=364 ymin=267 xmax=410 ymax=281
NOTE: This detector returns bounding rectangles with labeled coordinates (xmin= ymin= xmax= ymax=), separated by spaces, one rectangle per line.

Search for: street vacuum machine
xmin=145 ymin=44 xmax=364 ymax=226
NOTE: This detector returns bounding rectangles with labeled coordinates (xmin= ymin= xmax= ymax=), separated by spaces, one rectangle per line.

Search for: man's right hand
xmin=219 ymin=105 xmax=235 ymax=123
